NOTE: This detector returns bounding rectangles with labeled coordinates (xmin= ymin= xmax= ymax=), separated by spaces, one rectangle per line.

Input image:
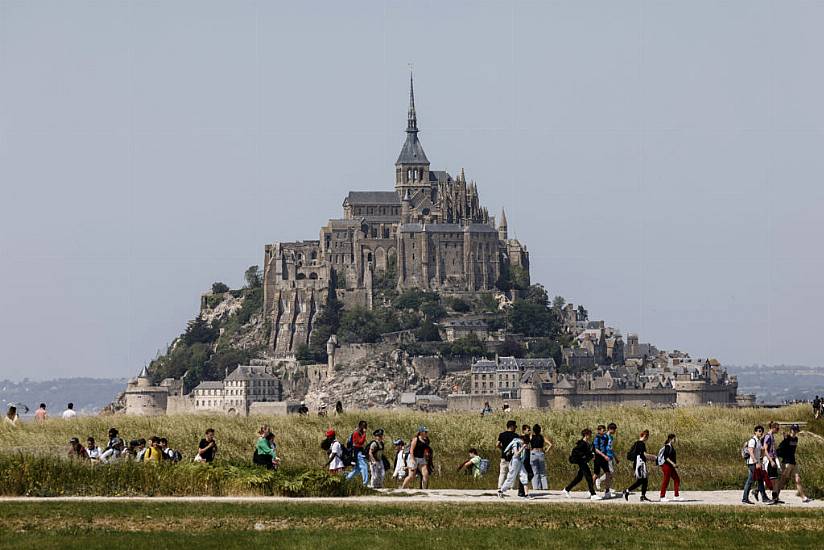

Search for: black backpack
xmin=626 ymin=441 xmax=639 ymax=461
xmin=341 ymin=433 xmax=356 ymax=466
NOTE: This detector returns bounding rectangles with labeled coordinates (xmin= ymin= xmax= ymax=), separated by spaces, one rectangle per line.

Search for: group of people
xmin=321 ymin=421 xmax=433 ymax=489
xmin=65 ymin=427 xmax=219 ymax=464
xmin=741 ymin=422 xmax=812 ymax=504
xmin=4 ymin=402 xmax=77 ymax=426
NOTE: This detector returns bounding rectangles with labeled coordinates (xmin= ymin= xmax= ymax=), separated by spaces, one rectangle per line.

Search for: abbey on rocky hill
xmin=263 ymin=73 xmax=529 ymax=356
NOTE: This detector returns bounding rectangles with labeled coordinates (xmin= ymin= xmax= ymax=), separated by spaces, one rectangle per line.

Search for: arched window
xmin=296 ymin=273 xmax=306 ymax=280
xmin=309 ymin=272 xmax=318 ymax=280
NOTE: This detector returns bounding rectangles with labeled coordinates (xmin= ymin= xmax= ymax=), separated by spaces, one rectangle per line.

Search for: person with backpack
xmin=762 ymin=422 xmax=780 ymax=499
xmin=496 ymin=420 xmax=519 ymax=490
xmin=562 ymin=428 xmax=601 ymax=500
xmin=773 ymin=424 xmax=814 ymax=503
xmin=322 ymin=429 xmax=344 ymax=473
xmin=253 ymin=431 xmax=279 ymax=469
xmin=159 ymin=437 xmax=182 ymax=462
xmin=392 ymin=439 xmax=408 ymax=483
xmin=598 ymin=422 xmax=619 ymax=498
xmin=366 ymin=428 xmax=387 ymax=488
xmin=457 ymin=448 xmax=483 ymax=479
xmin=530 ymin=424 xmax=551 ymax=491
xmin=658 ymin=433 xmax=682 ymax=502
xmin=497 ymin=432 xmax=531 ymax=498
xmin=345 ymin=420 xmax=370 ymax=486
xmin=621 ymin=429 xmax=656 ymax=502
xmin=742 ymin=425 xmax=772 ymax=504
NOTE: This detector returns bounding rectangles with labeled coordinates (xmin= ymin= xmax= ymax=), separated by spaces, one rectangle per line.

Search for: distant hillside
xmin=727 ymin=365 xmax=824 ymax=404
xmin=0 ymin=378 xmax=126 ymax=416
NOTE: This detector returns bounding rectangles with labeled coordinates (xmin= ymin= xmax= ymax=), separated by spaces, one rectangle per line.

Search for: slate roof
xmin=429 ymin=170 xmax=452 ymax=183
xmin=396 ymin=133 xmax=429 ymax=165
xmin=225 ymin=366 xmax=279 ymax=381
xmin=194 ymin=381 xmax=224 ymax=391
xmin=344 ymin=191 xmax=401 ymax=206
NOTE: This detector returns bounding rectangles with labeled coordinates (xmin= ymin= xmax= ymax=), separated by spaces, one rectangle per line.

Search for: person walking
xmin=496 ymin=420 xmax=518 ymax=490
xmin=562 ymin=428 xmax=601 ymax=500
xmin=61 ymin=402 xmax=77 ymax=419
xmin=530 ymin=424 xmax=550 ymax=491
xmin=813 ymin=396 xmax=821 ymax=420
xmin=345 ymin=420 xmax=370 ymax=486
xmin=322 ymin=429 xmax=345 ymax=474
xmin=518 ymin=425 xmax=534 ymax=497
xmin=762 ymin=422 xmax=780 ymax=500
xmin=600 ymin=423 xmax=619 ymax=498
xmin=34 ymin=403 xmax=48 ymax=423
xmin=366 ymin=428 xmax=386 ymax=488
xmin=497 ymin=432 xmax=531 ymax=499
xmin=392 ymin=439 xmax=408 ymax=484
xmin=592 ymin=424 xmax=609 ymax=491
xmin=622 ymin=430 xmax=655 ymax=502
xmin=773 ymin=424 xmax=814 ymax=503
xmin=402 ymin=426 xmax=431 ymax=489
xmin=742 ymin=425 xmax=772 ymax=504
xmin=658 ymin=433 xmax=683 ymax=502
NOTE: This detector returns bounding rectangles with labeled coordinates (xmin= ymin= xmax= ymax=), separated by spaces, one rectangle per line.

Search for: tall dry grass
xmin=1 ymin=404 xmax=822 ymax=495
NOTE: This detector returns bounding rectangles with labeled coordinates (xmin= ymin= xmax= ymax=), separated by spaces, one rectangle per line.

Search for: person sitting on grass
xmin=68 ymin=437 xmax=89 ymax=460
xmin=457 ymin=448 xmax=483 ymax=479
xmin=159 ymin=437 xmax=181 ymax=462
xmin=253 ymin=431 xmax=279 ymax=470
xmin=143 ymin=436 xmax=163 ymax=463
xmin=99 ymin=428 xmax=125 ymax=463
xmin=86 ymin=437 xmax=102 ymax=462
xmin=134 ymin=438 xmax=147 ymax=461
xmin=196 ymin=429 xmax=217 ymax=463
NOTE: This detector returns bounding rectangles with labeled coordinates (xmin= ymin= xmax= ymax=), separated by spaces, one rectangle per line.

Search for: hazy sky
xmin=2 ymin=1 xmax=823 ymax=380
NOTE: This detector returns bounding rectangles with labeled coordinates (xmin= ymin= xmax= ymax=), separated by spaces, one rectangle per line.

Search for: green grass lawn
xmin=1 ymin=501 xmax=823 ymax=549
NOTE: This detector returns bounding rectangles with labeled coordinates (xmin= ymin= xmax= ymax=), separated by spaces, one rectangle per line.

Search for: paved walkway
xmin=0 ymin=490 xmax=820 ymax=508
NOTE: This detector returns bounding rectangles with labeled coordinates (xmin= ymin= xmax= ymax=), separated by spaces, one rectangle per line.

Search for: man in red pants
xmin=659 ymin=433 xmax=683 ymax=502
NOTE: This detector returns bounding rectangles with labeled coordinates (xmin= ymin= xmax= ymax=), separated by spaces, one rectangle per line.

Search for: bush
xmin=446 ymin=297 xmax=471 ymax=313
xmin=339 ymin=307 xmax=382 ymax=343
xmin=211 ymin=282 xmax=230 ymax=294
xmin=183 ymin=317 xmax=219 ymax=346
xmin=439 ymin=334 xmax=488 ymax=359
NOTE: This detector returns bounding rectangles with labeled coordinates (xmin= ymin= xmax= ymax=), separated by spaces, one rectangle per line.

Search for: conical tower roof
xmin=396 ymin=70 xmax=429 ymax=166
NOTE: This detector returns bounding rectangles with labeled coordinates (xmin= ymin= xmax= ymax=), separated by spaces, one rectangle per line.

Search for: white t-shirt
xmin=86 ymin=446 xmax=102 ymax=459
xmin=747 ymin=436 xmax=762 ymax=465
xmin=328 ymin=440 xmax=344 ymax=470
xmin=62 ymin=409 xmax=77 ymax=419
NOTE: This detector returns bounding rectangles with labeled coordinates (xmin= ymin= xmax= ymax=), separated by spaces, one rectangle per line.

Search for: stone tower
xmin=395 ymin=70 xmax=430 ymax=197
xmin=498 ymin=208 xmax=508 ymax=241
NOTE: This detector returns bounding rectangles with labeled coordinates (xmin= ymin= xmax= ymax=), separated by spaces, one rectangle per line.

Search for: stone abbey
xmin=263 ymin=74 xmax=529 ymax=356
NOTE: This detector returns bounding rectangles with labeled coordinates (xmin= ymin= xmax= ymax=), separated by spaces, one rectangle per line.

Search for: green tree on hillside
xmin=211 ymin=282 xmax=229 ymax=294
xmin=183 ymin=317 xmax=219 ymax=346
xmin=508 ymin=300 xmax=555 ymax=338
xmin=552 ymin=295 xmax=566 ymax=310
xmin=244 ymin=266 xmax=262 ymax=289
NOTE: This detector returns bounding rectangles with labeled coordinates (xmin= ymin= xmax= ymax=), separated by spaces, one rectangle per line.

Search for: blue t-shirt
xmin=604 ymin=434 xmax=615 ymax=459
xmin=593 ymin=433 xmax=608 ymax=454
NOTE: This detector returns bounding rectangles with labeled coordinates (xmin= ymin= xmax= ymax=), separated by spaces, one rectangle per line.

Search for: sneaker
xmin=773 ymin=499 xmax=785 ymax=504
xmin=640 ymin=496 xmax=653 ymax=502
xmin=742 ymin=499 xmax=754 ymax=505
xmin=590 ymin=494 xmax=603 ymax=501
xmin=623 ymin=489 xmax=629 ymax=501
xmin=497 ymin=490 xmax=505 ymax=499
xmin=562 ymin=489 xmax=571 ymax=498
xmin=659 ymin=497 xmax=669 ymax=503
xmin=802 ymin=497 xmax=813 ymax=503
xmin=608 ymin=489 xmax=619 ymax=498
xmin=595 ymin=478 xmax=602 ymax=491
xmin=752 ymin=490 xmax=760 ymax=502
xmin=672 ymin=496 xmax=684 ymax=502
xmin=527 ymin=494 xmax=536 ymax=500
xmin=765 ymin=499 xmax=779 ymax=505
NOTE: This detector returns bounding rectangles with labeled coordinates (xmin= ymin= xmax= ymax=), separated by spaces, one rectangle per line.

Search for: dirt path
xmin=0 ymin=489 xmax=820 ymax=508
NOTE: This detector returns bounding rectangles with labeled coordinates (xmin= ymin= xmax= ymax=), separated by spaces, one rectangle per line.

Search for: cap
xmin=418 ymin=425 xmax=428 ymax=433
xmin=373 ymin=428 xmax=384 ymax=437
xmin=393 ymin=439 xmax=405 ymax=446
xmin=325 ymin=429 xmax=336 ymax=437
xmin=791 ymin=424 xmax=801 ymax=432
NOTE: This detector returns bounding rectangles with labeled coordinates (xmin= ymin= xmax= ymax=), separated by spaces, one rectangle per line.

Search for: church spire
xmin=498 ymin=208 xmax=508 ymax=241
xmin=407 ymin=68 xmax=418 ymax=133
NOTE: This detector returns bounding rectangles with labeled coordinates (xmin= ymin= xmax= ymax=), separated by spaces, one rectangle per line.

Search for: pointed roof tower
xmin=499 ymin=208 xmax=508 ymax=228
xmin=396 ymin=69 xmax=429 ymax=166
xmin=138 ymin=365 xmax=150 ymax=379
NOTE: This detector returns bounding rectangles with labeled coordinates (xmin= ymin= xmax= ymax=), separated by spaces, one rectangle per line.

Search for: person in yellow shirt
xmin=143 ymin=436 xmax=163 ymax=463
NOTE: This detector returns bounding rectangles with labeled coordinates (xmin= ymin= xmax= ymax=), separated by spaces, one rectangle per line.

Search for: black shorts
xmin=767 ymin=463 xmax=779 ymax=480
xmin=593 ymin=456 xmax=609 ymax=476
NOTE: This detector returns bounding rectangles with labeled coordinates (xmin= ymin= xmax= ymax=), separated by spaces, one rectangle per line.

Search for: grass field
xmin=1 ymin=404 xmax=822 ymax=496
xmin=1 ymin=500 xmax=823 ymax=549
